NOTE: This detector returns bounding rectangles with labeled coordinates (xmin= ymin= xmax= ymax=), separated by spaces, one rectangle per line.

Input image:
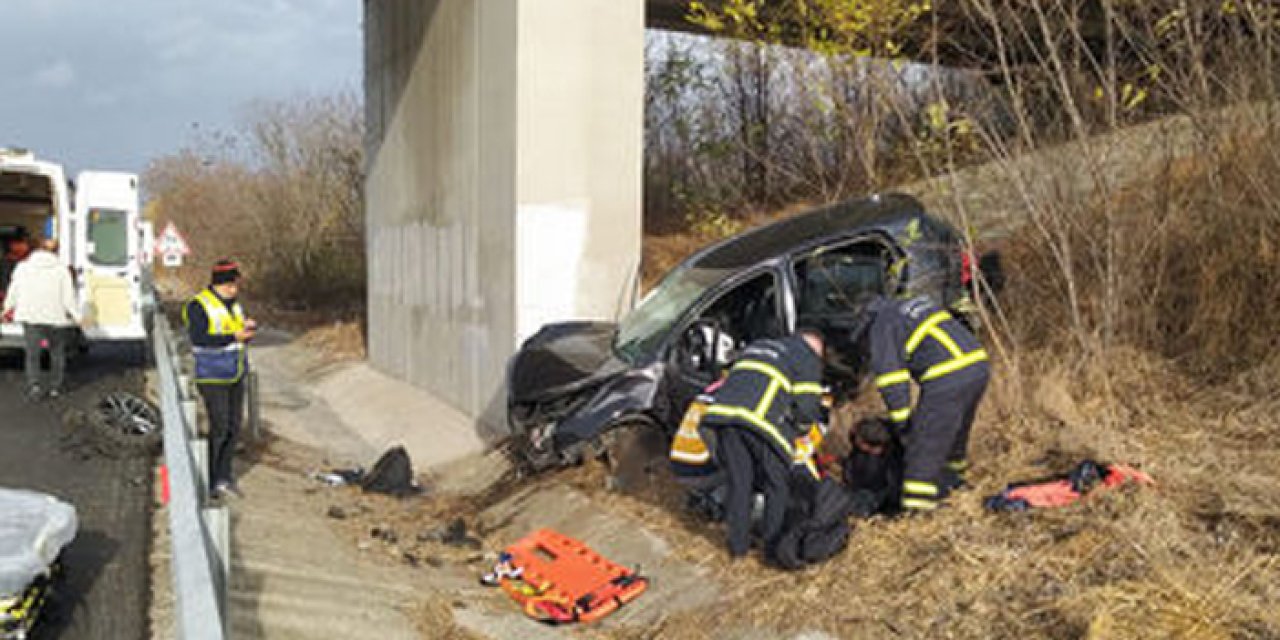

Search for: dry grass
xmin=307 ymin=350 xmax=1280 ymax=639
xmin=998 ymin=130 xmax=1280 ymax=381
xmin=589 ymin=349 xmax=1280 ymax=639
xmin=584 ymin=124 xmax=1280 ymax=638
xmin=294 ymin=319 xmax=366 ymax=362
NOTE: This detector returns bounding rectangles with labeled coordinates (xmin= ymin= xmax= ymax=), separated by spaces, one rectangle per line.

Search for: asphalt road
xmin=0 ymin=342 xmax=151 ymax=640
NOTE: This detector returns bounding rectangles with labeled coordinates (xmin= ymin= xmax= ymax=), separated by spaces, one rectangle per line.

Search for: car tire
xmin=595 ymin=415 xmax=666 ymax=494
xmin=91 ymin=391 xmax=162 ymax=454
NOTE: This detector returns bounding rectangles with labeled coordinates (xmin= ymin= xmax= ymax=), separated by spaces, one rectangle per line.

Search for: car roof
xmin=684 ymin=192 xmax=937 ymax=271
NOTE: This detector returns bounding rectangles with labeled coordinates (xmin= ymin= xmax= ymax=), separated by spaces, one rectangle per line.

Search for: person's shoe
xmin=212 ymin=482 xmax=243 ymax=501
xmin=24 ymin=385 xmax=43 ymax=403
xmin=222 ymin=482 xmax=245 ymax=499
xmin=45 ymin=388 xmax=62 ymax=401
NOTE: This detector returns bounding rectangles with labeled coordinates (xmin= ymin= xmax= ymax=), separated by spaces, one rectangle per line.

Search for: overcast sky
xmin=0 ymin=0 xmax=360 ymax=175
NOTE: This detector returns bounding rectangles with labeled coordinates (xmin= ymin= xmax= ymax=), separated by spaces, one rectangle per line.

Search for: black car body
xmin=506 ymin=193 xmax=978 ymax=468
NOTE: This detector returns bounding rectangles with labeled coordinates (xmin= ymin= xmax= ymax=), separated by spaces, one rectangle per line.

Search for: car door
xmin=789 ymin=235 xmax=899 ymax=388
xmin=75 ymin=172 xmax=145 ymax=341
xmin=661 ymin=266 xmax=786 ymax=426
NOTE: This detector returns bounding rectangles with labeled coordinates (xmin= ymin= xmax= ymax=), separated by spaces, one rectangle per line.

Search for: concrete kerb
xmin=249 ymin=335 xmax=491 ymax=480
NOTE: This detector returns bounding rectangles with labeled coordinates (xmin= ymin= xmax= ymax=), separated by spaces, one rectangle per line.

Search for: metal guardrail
xmin=153 ymin=312 xmax=230 ymax=640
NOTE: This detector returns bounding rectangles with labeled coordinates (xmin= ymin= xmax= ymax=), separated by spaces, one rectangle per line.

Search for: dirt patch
xmin=294 ymin=320 xmax=366 ymax=362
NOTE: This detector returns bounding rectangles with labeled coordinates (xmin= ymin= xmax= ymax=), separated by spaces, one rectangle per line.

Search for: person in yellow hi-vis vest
xmin=183 ymin=259 xmax=257 ymax=499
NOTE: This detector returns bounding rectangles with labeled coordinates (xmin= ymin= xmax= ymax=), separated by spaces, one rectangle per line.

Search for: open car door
xmin=74 ymin=171 xmax=146 ymax=341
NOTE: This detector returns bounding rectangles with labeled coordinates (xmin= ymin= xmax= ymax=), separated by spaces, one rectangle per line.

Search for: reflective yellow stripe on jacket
xmin=703 ymin=405 xmax=794 ymax=456
xmin=732 ymin=360 xmax=823 ymax=396
xmin=703 ymin=359 xmax=824 ymax=457
xmin=791 ymin=424 xmax=825 ymax=479
xmin=194 ymin=289 xmax=246 ymax=336
xmin=670 ymin=398 xmax=712 ymax=465
xmin=905 ymin=310 xmax=988 ymax=383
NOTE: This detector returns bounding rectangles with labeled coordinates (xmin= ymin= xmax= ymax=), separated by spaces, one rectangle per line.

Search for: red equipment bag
xmin=985 ymin=460 xmax=1154 ymax=511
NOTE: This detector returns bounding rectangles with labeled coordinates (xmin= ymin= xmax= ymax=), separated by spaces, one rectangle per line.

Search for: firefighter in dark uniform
xmin=701 ymin=328 xmax=826 ymax=559
xmin=183 ymin=259 xmax=257 ymax=499
xmin=864 ymin=294 xmax=989 ymax=513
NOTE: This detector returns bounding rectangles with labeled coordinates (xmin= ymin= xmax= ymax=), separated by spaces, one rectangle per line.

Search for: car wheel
xmin=92 ymin=391 xmax=162 ymax=453
xmin=595 ymin=416 xmax=667 ymax=494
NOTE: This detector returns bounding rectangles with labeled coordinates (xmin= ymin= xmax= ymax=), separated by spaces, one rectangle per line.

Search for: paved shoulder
xmin=0 ymin=346 xmax=152 ymax=640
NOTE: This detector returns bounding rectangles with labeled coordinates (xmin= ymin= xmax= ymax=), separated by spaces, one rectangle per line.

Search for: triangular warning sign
xmin=156 ymin=221 xmax=191 ymax=257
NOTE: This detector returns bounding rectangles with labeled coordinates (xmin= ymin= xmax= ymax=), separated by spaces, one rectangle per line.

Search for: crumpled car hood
xmin=508 ymin=321 xmax=630 ymax=403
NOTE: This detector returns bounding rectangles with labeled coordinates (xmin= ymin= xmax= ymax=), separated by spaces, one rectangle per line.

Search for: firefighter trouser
xmin=901 ymin=362 xmax=990 ymax=511
xmin=198 ymin=379 xmax=245 ymax=489
xmin=719 ymin=427 xmax=791 ymax=558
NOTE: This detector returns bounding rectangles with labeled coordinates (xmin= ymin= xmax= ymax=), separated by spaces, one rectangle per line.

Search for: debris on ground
xmin=418 ymin=518 xmax=482 ymax=549
xmin=312 ymin=468 xmax=365 ymax=487
xmin=371 ymin=525 xmax=398 ymax=544
xmin=361 ymin=446 xmax=422 ymax=497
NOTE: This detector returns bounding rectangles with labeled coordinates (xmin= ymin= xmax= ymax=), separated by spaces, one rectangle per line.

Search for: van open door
xmin=74 ymin=171 xmax=146 ymax=341
xmin=0 ymin=150 xmax=71 ymax=349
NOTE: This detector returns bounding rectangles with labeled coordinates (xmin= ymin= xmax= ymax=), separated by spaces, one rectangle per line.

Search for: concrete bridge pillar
xmin=364 ymin=1 xmax=643 ymax=434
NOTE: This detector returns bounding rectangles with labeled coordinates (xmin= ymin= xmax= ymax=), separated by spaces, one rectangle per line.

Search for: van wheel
xmin=595 ymin=416 xmax=666 ymax=494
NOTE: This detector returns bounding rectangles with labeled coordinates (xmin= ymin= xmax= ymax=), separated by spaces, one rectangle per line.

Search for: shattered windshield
xmin=614 ymin=262 xmax=733 ymax=364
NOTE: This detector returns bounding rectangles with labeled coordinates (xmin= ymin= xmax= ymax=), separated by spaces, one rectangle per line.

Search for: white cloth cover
xmin=0 ymin=488 xmax=77 ymax=597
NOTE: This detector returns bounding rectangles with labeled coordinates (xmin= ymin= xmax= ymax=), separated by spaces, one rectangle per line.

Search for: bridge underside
xmin=646 ymin=0 xmax=1112 ymax=70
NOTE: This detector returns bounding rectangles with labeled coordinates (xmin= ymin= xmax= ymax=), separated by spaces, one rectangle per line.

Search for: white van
xmin=0 ymin=149 xmax=151 ymax=348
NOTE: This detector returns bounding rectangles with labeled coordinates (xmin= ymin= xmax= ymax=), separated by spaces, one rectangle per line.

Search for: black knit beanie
xmin=211 ymin=259 xmax=241 ymax=285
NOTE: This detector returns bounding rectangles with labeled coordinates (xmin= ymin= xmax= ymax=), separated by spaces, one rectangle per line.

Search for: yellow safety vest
xmin=186 ymin=289 xmax=247 ymax=384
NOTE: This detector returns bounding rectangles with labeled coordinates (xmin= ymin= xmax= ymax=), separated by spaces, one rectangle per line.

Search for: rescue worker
xmin=670 ymin=377 xmax=827 ymax=523
xmin=183 ymin=259 xmax=257 ymax=499
xmin=700 ymin=327 xmax=826 ymax=559
xmin=862 ymin=293 xmax=989 ymax=513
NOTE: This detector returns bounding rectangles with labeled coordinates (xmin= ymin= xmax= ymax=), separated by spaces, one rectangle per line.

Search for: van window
xmin=88 ymin=208 xmax=129 ymax=266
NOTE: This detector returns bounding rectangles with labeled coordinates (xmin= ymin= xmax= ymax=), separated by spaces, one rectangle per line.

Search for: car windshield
xmin=614 ymin=262 xmax=734 ymax=364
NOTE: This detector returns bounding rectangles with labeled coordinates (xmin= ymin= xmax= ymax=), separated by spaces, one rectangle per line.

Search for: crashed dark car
xmin=506 ymin=192 xmax=993 ymax=471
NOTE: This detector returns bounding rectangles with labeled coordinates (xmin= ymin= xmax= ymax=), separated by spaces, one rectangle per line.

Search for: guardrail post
xmin=247 ymin=370 xmax=261 ymax=442
xmin=191 ymin=438 xmax=209 ymax=501
xmin=182 ymin=397 xmax=199 ymax=438
xmin=203 ymin=504 xmax=231 ymax=624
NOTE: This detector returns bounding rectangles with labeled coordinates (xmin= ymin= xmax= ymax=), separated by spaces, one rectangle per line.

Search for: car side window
xmin=678 ymin=271 xmax=782 ymax=375
xmin=794 ymin=239 xmax=891 ymax=318
xmin=697 ymin=271 xmax=781 ymax=346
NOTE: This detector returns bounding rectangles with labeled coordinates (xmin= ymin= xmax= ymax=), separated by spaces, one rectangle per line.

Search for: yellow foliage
xmin=687 ymin=0 xmax=931 ymax=58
